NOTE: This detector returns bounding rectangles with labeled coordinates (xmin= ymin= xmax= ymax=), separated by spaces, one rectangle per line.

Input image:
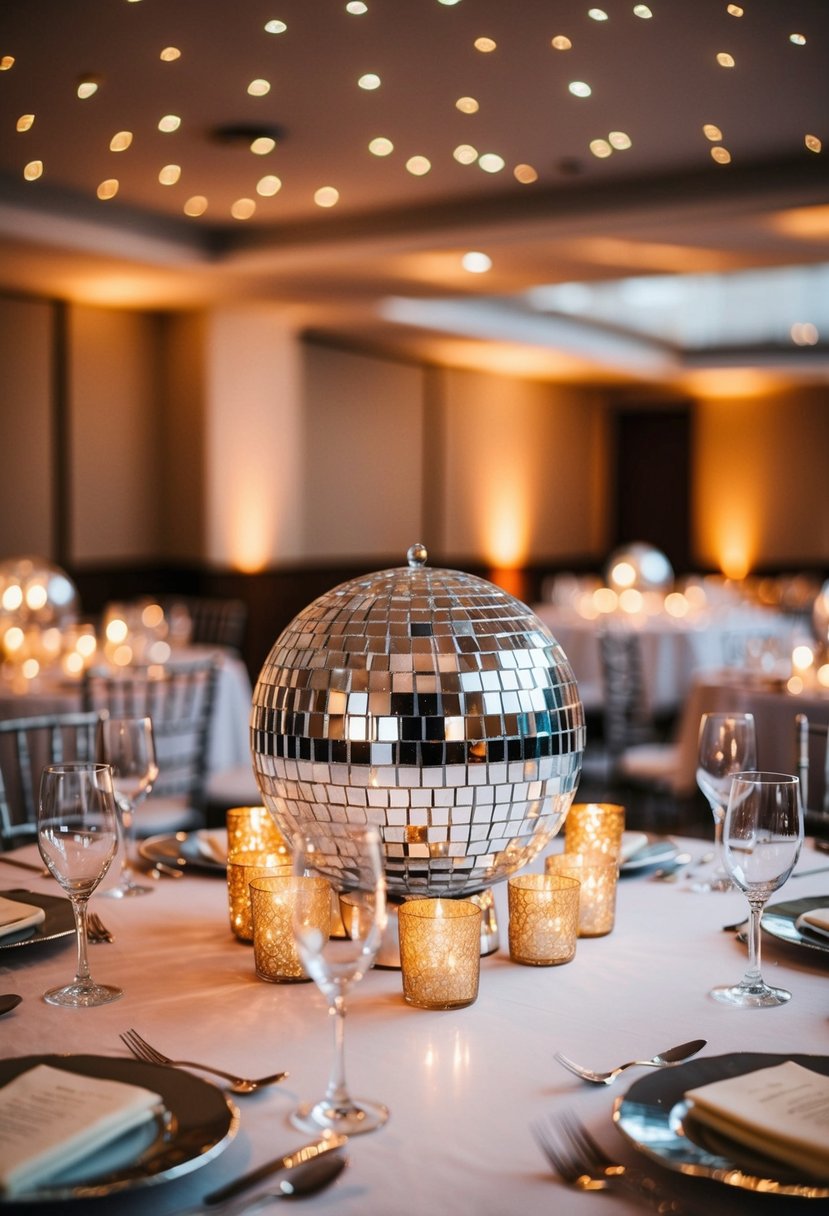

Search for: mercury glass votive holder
xmin=507 ymin=874 xmax=581 ymax=966
xmin=227 ymin=851 xmax=292 ymax=942
xmin=250 ymin=875 xmax=331 ymax=983
xmin=565 ymin=802 xmax=625 ymax=859
xmin=226 ymin=805 xmax=288 ymax=856
xmin=545 ymin=851 xmax=619 ymax=938
xmin=397 ymin=898 xmax=482 ymax=1010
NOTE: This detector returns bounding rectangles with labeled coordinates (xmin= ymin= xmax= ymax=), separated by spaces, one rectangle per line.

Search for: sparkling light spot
xmin=264 ymin=19 xmax=287 ymax=32
xmin=716 ymin=52 xmax=735 ymax=67
xmin=789 ymin=33 xmax=806 ymax=45
xmin=257 ymin=174 xmax=282 ymax=196
xmin=358 ymin=73 xmax=381 ymax=89
xmin=77 ymin=80 xmax=99 ymax=99
xmin=568 ymin=80 xmax=592 ymax=97
xmin=248 ymin=79 xmax=271 ymax=96
xmin=727 ymin=4 xmax=743 ymax=13
xmin=158 ymin=164 xmax=181 ymax=185
xmin=158 ymin=114 xmax=181 ymax=132
xmin=791 ymin=321 xmax=819 ymax=345
xmin=406 ymin=156 xmax=431 ymax=176
xmin=369 ymin=136 xmax=393 ymax=156
xmin=160 ymin=46 xmax=181 ymax=61
xmin=805 ymin=134 xmax=822 ymax=153
xmin=346 ymin=1 xmax=367 ymax=11
xmin=608 ymin=130 xmax=631 ymax=149
xmin=184 ymin=195 xmax=208 ymax=216
xmin=453 ymin=144 xmax=478 ymax=164
xmin=456 ymin=96 xmax=479 ymax=113
xmin=461 ymin=251 xmax=492 ymax=273
xmin=231 ymin=197 xmax=256 ymax=219
xmin=438 ymin=0 xmax=462 ymax=5
xmin=588 ymin=8 xmax=608 ymax=20
xmin=514 ymin=163 xmax=538 ymax=183
xmin=251 ymin=136 xmax=276 ymax=154
xmin=633 ymin=4 xmax=652 ymax=16
xmin=23 ymin=160 xmax=43 ymax=181
xmin=589 ymin=139 xmax=612 ymax=158
xmin=478 ymin=152 xmax=504 ymax=173
xmin=16 ymin=114 xmax=34 ymax=132
xmin=110 ymin=130 xmax=133 ymax=151
xmin=551 ymin=35 xmax=572 ymax=50
xmin=711 ymin=146 xmax=731 ymax=164
xmin=97 ymin=179 xmax=119 ymax=199
xmin=0 ymin=56 xmax=15 ymax=70
xmin=314 ymin=186 xmax=340 ymax=206
xmin=474 ymin=37 xmax=496 ymax=52
xmin=703 ymin=123 xmax=723 ymax=141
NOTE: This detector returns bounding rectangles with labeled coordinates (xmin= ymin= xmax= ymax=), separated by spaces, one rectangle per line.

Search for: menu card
xmin=0 ymin=896 xmax=45 ymax=941
xmin=0 ymin=1064 xmax=162 ymax=1196
xmin=686 ymin=1061 xmax=829 ymax=1180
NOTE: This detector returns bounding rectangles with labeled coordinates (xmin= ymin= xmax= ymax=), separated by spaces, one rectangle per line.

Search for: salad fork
xmin=120 ymin=1028 xmax=288 ymax=1094
xmin=86 ymin=911 xmax=114 ymax=943
xmin=532 ymin=1112 xmax=687 ymax=1212
xmin=555 ymin=1038 xmax=706 ymax=1085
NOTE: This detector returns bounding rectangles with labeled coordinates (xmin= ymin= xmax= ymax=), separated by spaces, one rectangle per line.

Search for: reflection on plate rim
xmin=762 ymin=895 xmax=829 ymax=956
xmin=0 ymin=889 xmax=74 ymax=951
xmin=613 ymin=1051 xmax=829 ymax=1199
xmin=0 ymin=1053 xmax=239 ymax=1203
xmin=138 ymin=832 xmax=225 ymax=873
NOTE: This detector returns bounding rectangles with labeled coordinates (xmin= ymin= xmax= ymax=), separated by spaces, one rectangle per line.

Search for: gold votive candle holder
xmin=507 ymin=874 xmax=581 ymax=966
xmin=397 ymin=898 xmax=482 ymax=1010
xmin=250 ymin=875 xmax=331 ymax=983
xmin=227 ymin=850 xmax=292 ymax=942
xmin=545 ymin=851 xmax=619 ymax=938
xmin=565 ymin=802 xmax=625 ymax=858
xmin=226 ymin=805 xmax=288 ymax=856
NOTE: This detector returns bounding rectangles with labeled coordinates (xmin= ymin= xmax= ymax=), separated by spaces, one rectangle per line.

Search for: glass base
xmin=291 ymin=1096 xmax=388 ymax=1136
xmin=44 ymin=980 xmax=123 ymax=1008
xmin=101 ymin=878 xmax=153 ymax=899
xmin=710 ymin=981 xmax=791 ymax=1008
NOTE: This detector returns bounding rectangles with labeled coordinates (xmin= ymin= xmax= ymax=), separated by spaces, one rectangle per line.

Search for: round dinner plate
xmin=761 ymin=895 xmax=829 ymax=957
xmin=139 ymin=831 xmax=226 ymax=874
xmin=0 ymin=1054 xmax=239 ymax=1202
xmin=619 ymin=838 xmax=679 ymax=874
xmin=0 ymin=889 xmax=74 ymax=950
xmin=613 ymin=1052 xmax=829 ymax=1199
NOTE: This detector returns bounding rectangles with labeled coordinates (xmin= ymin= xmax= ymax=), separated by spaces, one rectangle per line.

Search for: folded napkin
xmin=0 ymin=896 xmax=45 ymax=941
xmin=0 ymin=1063 xmax=162 ymax=1196
xmin=686 ymin=1061 xmax=829 ymax=1180
xmin=196 ymin=830 xmax=228 ymax=865
xmin=619 ymin=832 xmax=650 ymax=863
xmin=796 ymin=907 xmax=829 ymax=942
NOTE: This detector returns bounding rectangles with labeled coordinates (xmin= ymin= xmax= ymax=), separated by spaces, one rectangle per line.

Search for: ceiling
xmin=2 ymin=0 xmax=829 ymax=382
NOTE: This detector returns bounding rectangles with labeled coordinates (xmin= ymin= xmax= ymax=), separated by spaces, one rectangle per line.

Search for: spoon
xmin=218 ymin=1155 xmax=348 ymax=1215
xmin=555 ymin=1038 xmax=707 ymax=1085
xmin=0 ymin=994 xmax=21 ymax=1016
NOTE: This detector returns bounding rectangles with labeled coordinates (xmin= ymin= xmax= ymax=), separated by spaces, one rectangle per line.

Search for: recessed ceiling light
xmin=97 ymin=179 xmax=119 ymax=199
xmin=160 ymin=47 xmax=181 ymax=61
xmin=369 ymin=137 xmax=394 ymax=156
xmin=474 ymin=37 xmax=496 ymax=52
xmin=727 ymin=4 xmax=744 ymax=14
xmin=346 ymin=2 xmax=367 ymax=12
xmin=16 ymin=114 xmax=34 ymax=132
xmin=1 ymin=56 xmax=15 ymax=70
xmin=455 ymin=96 xmax=479 ymax=114
xmin=248 ymin=79 xmax=271 ymax=96
xmin=453 ymin=144 xmax=478 ymax=164
xmin=478 ymin=152 xmax=504 ymax=173
xmin=184 ymin=196 xmax=208 ymax=216
xmin=257 ymin=175 xmax=282 ymax=196
xmin=791 ymin=322 xmax=819 ymax=345
xmin=23 ymin=160 xmax=43 ymax=181
xmin=711 ymin=146 xmax=732 ymax=164
xmin=77 ymin=79 xmax=100 ymax=99
xmin=251 ymin=136 xmax=276 ymax=154
xmin=805 ymin=134 xmax=822 ymax=153
xmin=158 ymin=115 xmax=181 ymax=132
xmin=633 ymin=5 xmax=652 ymax=17
xmin=551 ymin=35 xmax=572 ymax=50
xmin=588 ymin=8 xmax=608 ymax=20
xmin=608 ymin=131 xmax=631 ymax=149
xmin=110 ymin=130 xmax=133 ymax=151
xmin=231 ymin=198 xmax=256 ymax=219
xmin=461 ymin=251 xmax=492 ymax=273
xmin=158 ymin=164 xmax=181 ymax=185
xmin=568 ymin=81 xmax=592 ymax=97
xmin=358 ymin=73 xmax=381 ymax=89
xmin=406 ymin=156 xmax=431 ymax=176
xmin=264 ymin=19 xmax=288 ymax=33
xmin=589 ymin=139 xmax=612 ymax=158
xmin=789 ymin=33 xmax=806 ymax=45
xmin=716 ymin=52 xmax=736 ymax=67
xmin=314 ymin=186 xmax=340 ymax=206
xmin=703 ymin=123 xmax=723 ymax=141
xmin=514 ymin=163 xmax=538 ymax=183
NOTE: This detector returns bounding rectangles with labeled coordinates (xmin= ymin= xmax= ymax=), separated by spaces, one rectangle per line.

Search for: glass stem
xmin=118 ymin=799 xmax=134 ymax=879
xmin=712 ymin=811 xmax=724 ymax=871
xmin=742 ymin=899 xmax=765 ymax=990
xmin=71 ymin=896 xmax=93 ymax=986
xmin=324 ymin=992 xmax=350 ymax=1111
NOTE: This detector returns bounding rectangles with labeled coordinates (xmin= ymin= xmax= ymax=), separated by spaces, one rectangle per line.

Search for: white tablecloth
xmin=1 ymin=832 xmax=827 ymax=1215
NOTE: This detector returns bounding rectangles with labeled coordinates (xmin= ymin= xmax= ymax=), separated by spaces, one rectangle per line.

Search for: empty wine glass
xmin=711 ymin=771 xmax=803 ymax=1008
xmin=291 ymin=825 xmax=388 ymax=1136
xmin=38 ymin=762 xmax=122 ymax=1007
xmin=97 ymin=716 xmax=159 ymax=898
xmin=695 ymin=712 xmax=757 ymax=892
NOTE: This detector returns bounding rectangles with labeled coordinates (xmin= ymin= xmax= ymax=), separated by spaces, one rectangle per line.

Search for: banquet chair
xmin=795 ymin=712 xmax=829 ymax=832
xmin=165 ymin=595 xmax=248 ymax=653
xmin=0 ymin=710 xmax=104 ymax=848
xmin=82 ymin=658 xmax=220 ymax=836
xmin=597 ymin=629 xmax=679 ymax=792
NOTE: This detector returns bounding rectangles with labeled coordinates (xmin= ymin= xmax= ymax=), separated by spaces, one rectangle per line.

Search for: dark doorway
xmin=611 ymin=406 xmax=692 ymax=574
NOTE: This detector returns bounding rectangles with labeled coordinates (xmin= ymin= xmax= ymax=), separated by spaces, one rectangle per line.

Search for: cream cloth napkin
xmin=196 ymin=830 xmax=228 ymax=865
xmin=0 ymin=895 xmax=45 ymax=941
xmin=686 ymin=1060 xmax=829 ymax=1180
xmin=796 ymin=907 xmax=829 ymax=941
xmin=0 ymin=1063 xmax=162 ymax=1196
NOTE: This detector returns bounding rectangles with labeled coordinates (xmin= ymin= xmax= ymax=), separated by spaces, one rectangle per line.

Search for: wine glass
xmin=291 ymin=825 xmax=388 ymax=1136
xmin=695 ymin=712 xmax=757 ymax=892
xmin=37 ymin=762 xmax=122 ymax=1007
xmin=711 ymin=771 xmax=803 ymax=1008
xmin=97 ymin=716 xmax=159 ymax=898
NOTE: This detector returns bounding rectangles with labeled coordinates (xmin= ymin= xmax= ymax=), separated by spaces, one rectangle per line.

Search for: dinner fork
xmin=86 ymin=911 xmax=114 ymax=943
xmin=120 ymin=1028 xmax=288 ymax=1094
xmin=532 ymin=1113 xmax=687 ymax=1212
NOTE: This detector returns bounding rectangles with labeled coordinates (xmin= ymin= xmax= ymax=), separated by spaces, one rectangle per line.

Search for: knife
xmin=203 ymin=1132 xmax=348 ymax=1204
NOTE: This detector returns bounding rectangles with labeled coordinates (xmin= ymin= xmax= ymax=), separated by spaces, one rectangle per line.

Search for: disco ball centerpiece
xmin=251 ymin=545 xmax=584 ymax=899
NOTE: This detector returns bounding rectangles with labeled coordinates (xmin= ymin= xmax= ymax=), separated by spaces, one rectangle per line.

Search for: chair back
xmin=165 ymin=596 xmax=248 ymax=652
xmin=795 ymin=712 xmax=829 ymax=823
xmin=0 ymin=710 xmax=104 ymax=847
xmin=82 ymin=658 xmax=220 ymax=813
xmin=598 ymin=629 xmax=652 ymax=758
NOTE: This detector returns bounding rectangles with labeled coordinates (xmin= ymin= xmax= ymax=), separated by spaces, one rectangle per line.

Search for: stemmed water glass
xmin=291 ymin=825 xmax=388 ymax=1136
xmin=711 ymin=771 xmax=803 ymax=1007
xmin=37 ymin=762 xmax=122 ymax=1007
xmin=695 ymin=712 xmax=757 ymax=892
xmin=97 ymin=716 xmax=159 ymax=898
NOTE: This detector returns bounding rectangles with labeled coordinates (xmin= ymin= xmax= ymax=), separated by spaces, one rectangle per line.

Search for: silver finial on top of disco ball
xmin=407 ymin=542 xmax=428 ymax=568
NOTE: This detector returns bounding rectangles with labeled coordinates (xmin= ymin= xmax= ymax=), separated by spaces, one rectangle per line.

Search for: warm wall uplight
xmin=719 ymin=545 xmax=751 ymax=582
xmin=482 ymin=484 xmax=529 ymax=568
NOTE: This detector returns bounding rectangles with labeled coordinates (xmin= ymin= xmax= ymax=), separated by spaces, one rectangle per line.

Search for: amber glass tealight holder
xmin=227 ymin=850 xmax=292 ymax=942
xmin=565 ymin=802 xmax=625 ymax=859
xmin=398 ymin=898 xmax=482 ymax=1010
xmin=507 ymin=873 xmax=580 ymax=966
xmin=545 ymin=850 xmax=619 ymax=938
xmin=250 ymin=875 xmax=331 ymax=982
xmin=226 ymin=805 xmax=288 ymax=857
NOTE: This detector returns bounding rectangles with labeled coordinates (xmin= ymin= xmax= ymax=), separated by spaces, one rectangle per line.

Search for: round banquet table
xmin=0 ymin=832 xmax=827 ymax=1216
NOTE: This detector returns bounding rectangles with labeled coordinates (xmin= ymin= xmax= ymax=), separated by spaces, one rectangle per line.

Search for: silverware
xmin=792 ymin=864 xmax=829 ymax=878
xmin=86 ymin=911 xmax=114 ymax=943
xmin=147 ymin=860 xmax=184 ymax=880
xmin=204 ymin=1132 xmax=348 ymax=1205
xmin=532 ymin=1112 xmax=687 ymax=1212
xmin=555 ymin=1038 xmax=707 ymax=1085
xmin=0 ymin=855 xmax=50 ymax=877
xmin=119 ymin=1028 xmax=288 ymax=1094
xmin=234 ymin=1154 xmax=348 ymax=1211
xmin=0 ymin=994 xmax=21 ymax=1015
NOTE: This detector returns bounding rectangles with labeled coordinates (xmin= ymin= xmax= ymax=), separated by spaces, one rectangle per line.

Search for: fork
xmin=86 ymin=910 xmax=114 ymax=943
xmin=532 ymin=1112 xmax=687 ymax=1212
xmin=120 ymin=1028 xmax=288 ymax=1094
xmin=555 ymin=1038 xmax=706 ymax=1084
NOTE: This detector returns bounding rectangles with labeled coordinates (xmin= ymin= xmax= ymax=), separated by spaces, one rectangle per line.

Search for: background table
xmin=1 ymin=830 xmax=827 ymax=1216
